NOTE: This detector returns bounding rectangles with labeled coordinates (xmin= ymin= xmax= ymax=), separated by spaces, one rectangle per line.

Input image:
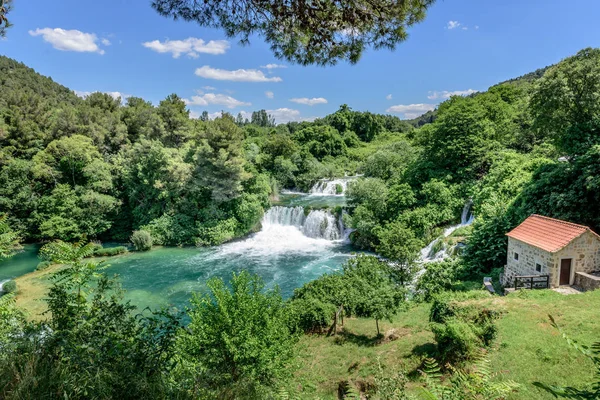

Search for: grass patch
xmin=290 ymin=289 xmax=600 ymax=399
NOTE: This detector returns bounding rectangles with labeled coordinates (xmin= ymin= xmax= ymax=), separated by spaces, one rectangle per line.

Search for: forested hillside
xmin=0 ymin=56 xmax=414 ymax=247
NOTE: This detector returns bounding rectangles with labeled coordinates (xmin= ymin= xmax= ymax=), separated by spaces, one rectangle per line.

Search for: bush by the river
xmin=36 ymin=261 xmax=53 ymax=271
xmin=131 ymin=230 xmax=153 ymax=251
xmin=93 ymin=246 xmax=128 ymax=257
xmin=2 ymin=280 xmax=16 ymax=294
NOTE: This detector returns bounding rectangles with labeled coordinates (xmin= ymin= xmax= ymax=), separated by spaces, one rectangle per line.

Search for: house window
xmin=514 ymin=252 xmax=519 ymax=261
xmin=536 ymin=263 xmax=542 ymax=273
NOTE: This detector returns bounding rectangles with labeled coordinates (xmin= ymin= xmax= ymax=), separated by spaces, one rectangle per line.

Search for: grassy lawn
xmin=290 ymin=289 xmax=600 ymax=399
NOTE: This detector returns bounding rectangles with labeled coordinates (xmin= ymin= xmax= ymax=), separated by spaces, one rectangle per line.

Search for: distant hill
xmin=407 ymin=64 xmax=554 ymax=128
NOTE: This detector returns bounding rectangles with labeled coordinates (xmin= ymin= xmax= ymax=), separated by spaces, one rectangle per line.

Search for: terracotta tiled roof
xmin=506 ymin=214 xmax=600 ymax=253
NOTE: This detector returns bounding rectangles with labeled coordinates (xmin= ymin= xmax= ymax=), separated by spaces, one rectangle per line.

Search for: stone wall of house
xmin=502 ymin=238 xmax=555 ymax=287
xmin=502 ymin=231 xmax=600 ymax=288
xmin=574 ymin=272 xmax=600 ymax=291
xmin=555 ymin=232 xmax=600 ymax=284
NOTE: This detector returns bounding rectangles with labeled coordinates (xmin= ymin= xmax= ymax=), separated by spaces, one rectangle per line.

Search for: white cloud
xmin=474 ymin=25 xmax=480 ymax=30
xmin=447 ymin=21 xmax=461 ymax=30
xmin=207 ymin=108 xmax=315 ymax=124
xmin=29 ymin=28 xmax=107 ymax=54
xmin=202 ymin=86 xmax=217 ymax=91
xmin=427 ymin=89 xmax=478 ymax=100
xmin=268 ymin=108 xmax=317 ymax=123
xmin=101 ymin=38 xmax=111 ymax=46
xmin=386 ymin=103 xmax=436 ymax=119
xmin=105 ymin=91 xmax=130 ymax=100
xmin=184 ymin=93 xmax=250 ymax=109
xmin=195 ymin=66 xmax=282 ymax=82
xmin=261 ymin=64 xmax=287 ymax=69
xmin=74 ymin=90 xmax=92 ymax=98
xmin=74 ymin=90 xmax=130 ymax=101
xmin=289 ymin=97 xmax=328 ymax=106
xmin=265 ymin=91 xmax=274 ymax=99
xmin=142 ymin=37 xmax=230 ymax=58
xmin=386 ymin=94 xmax=393 ymax=100
xmin=462 ymin=27 xmax=468 ymax=30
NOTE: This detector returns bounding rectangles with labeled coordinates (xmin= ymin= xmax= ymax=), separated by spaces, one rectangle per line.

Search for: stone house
xmin=502 ymin=214 xmax=600 ymax=290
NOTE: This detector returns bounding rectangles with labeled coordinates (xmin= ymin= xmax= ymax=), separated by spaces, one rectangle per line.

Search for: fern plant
xmin=533 ymin=315 xmax=600 ymax=399
xmin=0 ymin=214 xmax=21 ymax=259
xmin=419 ymin=350 xmax=519 ymax=400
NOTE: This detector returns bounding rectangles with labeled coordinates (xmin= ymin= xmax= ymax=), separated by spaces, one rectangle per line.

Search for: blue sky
xmin=2 ymin=0 xmax=600 ymax=123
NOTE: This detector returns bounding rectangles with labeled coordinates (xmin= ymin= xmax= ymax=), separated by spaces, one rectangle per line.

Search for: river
xmin=0 ymin=185 xmax=356 ymax=311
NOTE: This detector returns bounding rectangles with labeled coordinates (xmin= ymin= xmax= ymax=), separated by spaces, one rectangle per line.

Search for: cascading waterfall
xmin=419 ymin=200 xmax=474 ymax=263
xmin=262 ymin=206 xmax=305 ymax=227
xmin=302 ymin=210 xmax=342 ymax=240
xmin=309 ymin=176 xmax=360 ymax=196
xmin=310 ymin=179 xmax=349 ymax=195
xmin=262 ymin=206 xmax=345 ymax=241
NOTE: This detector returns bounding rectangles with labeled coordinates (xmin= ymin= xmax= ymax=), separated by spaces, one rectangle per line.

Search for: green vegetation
xmin=176 ymin=271 xmax=297 ymax=398
xmin=131 ymin=230 xmax=153 ymax=251
xmin=2 ymin=279 xmax=16 ymax=293
xmin=151 ymin=0 xmax=435 ymax=66
xmin=92 ymin=245 xmax=128 ymax=257
xmin=534 ymin=316 xmax=600 ymax=398
xmin=0 ymin=215 xmax=20 ymax=259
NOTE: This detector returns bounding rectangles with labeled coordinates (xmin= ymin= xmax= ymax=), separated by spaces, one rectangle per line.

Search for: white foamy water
xmin=215 ymin=205 xmax=349 ymax=259
xmin=419 ymin=200 xmax=474 ymax=263
xmin=217 ymin=224 xmax=337 ymax=258
xmin=0 ymin=279 xmax=9 ymax=293
xmin=309 ymin=176 xmax=360 ymax=196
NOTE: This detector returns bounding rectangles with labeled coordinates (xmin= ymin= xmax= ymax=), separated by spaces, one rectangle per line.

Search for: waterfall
xmin=419 ymin=200 xmax=474 ymax=263
xmin=309 ymin=176 xmax=360 ymax=196
xmin=263 ymin=206 xmax=305 ymax=227
xmin=262 ymin=206 xmax=345 ymax=241
xmin=302 ymin=210 xmax=342 ymax=240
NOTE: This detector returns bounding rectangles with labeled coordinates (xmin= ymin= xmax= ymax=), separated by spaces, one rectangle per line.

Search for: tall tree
xmin=531 ymin=48 xmax=600 ymax=156
xmin=0 ymin=0 xmax=11 ymax=37
xmin=194 ymin=116 xmax=250 ymax=202
xmin=151 ymin=0 xmax=435 ymax=65
xmin=0 ymin=214 xmax=20 ymax=259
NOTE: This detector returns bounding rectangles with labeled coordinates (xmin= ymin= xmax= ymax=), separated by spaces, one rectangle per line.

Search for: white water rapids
xmin=308 ymin=176 xmax=361 ymax=196
xmin=419 ymin=201 xmax=474 ymax=263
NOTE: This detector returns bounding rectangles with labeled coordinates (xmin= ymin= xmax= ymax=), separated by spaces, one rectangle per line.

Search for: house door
xmin=560 ymin=259 xmax=572 ymax=286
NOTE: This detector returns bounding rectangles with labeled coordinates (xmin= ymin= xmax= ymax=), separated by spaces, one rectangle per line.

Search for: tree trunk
xmin=376 ymin=319 xmax=380 ymax=336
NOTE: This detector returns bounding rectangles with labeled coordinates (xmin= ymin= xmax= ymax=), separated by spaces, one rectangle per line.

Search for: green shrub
xmin=415 ymin=259 xmax=464 ymax=302
xmin=176 ymin=271 xmax=297 ymax=397
xmin=429 ymin=292 xmax=501 ymax=363
xmin=93 ymin=246 xmax=128 ymax=257
xmin=335 ymin=183 xmax=343 ymax=194
xmin=288 ymin=297 xmax=336 ymax=334
xmin=196 ymin=218 xmax=238 ymax=246
xmin=130 ymin=230 xmax=153 ymax=251
xmin=2 ymin=280 xmax=16 ymax=294
xmin=35 ymin=261 xmax=53 ymax=271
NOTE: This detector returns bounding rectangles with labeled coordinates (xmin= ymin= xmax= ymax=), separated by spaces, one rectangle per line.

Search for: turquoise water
xmin=0 ymin=193 xmax=357 ymax=311
xmin=0 ymin=219 xmax=355 ymax=312
xmin=0 ymin=244 xmax=41 ymax=281
xmin=105 ymin=236 xmax=354 ymax=311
